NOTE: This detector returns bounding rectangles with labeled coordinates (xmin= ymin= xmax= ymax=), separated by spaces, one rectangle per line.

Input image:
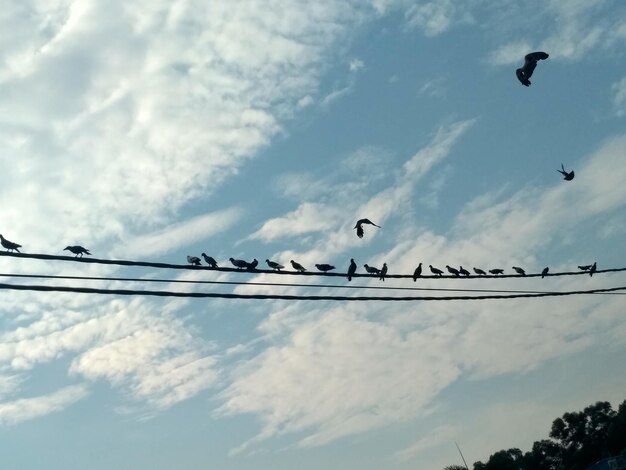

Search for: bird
xmin=364 ymin=264 xmax=380 ymax=275
xmin=202 ymin=253 xmax=218 ymax=268
xmin=578 ymin=264 xmax=592 ymax=271
xmin=315 ymin=264 xmax=335 ymax=272
xmin=557 ymin=163 xmax=575 ymax=181
xmin=266 ymin=259 xmax=284 ymax=271
xmin=541 ymin=267 xmax=549 ymax=278
xmin=63 ymin=245 xmax=91 ymax=257
xmin=0 ymin=234 xmax=21 ymax=253
xmin=512 ymin=266 xmax=526 ymax=276
xmin=413 ymin=263 xmax=422 ymax=282
xmin=187 ymin=255 xmax=201 ymax=266
xmin=446 ymin=265 xmax=460 ymax=276
xmin=354 ymin=218 xmax=380 ymax=239
xmin=473 ymin=267 xmax=487 ymax=275
xmin=516 ymin=51 xmax=549 ymax=86
xmin=230 ymin=257 xmax=249 ymax=269
xmin=489 ymin=269 xmax=504 ymax=275
xmin=291 ymin=260 xmax=306 ymax=272
xmin=247 ymin=259 xmax=259 ymax=270
xmin=347 ymin=258 xmax=357 ymax=281
xmin=459 ymin=266 xmax=470 ymax=276
xmin=589 ymin=262 xmax=597 ymax=277
xmin=430 ymin=265 xmax=443 ymax=276
xmin=379 ymin=263 xmax=388 ymax=282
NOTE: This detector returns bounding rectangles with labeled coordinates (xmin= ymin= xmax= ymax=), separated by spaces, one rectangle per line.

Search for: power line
xmin=0 ymin=252 xmax=620 ymax=280
xmin=0 ymin=282 xmax=624 ymax=301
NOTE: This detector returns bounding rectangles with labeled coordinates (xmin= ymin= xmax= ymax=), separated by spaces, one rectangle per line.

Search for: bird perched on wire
xmin=413 ymin=263 xmax=422 ymax=282
xmin=0 ymin=234 xmax=21 ymax=253
xmin=489 ymin=268 xmax=504 ymax=275
xmin=315 ymin=264 xmax=335 ymax=272
xmin=459 ymin=266 xmax=470 ymax=277
xmin=247 ymin=259 xmax=259 ymax=270
xmin=473 ymin=267 xmax=487 ymax=275
xmin=446 ymin=265 xmax=460 ymax=276
xmin=291 ymin=260 xmax=306 ymax=272
xmin=202 ymin=253 xmax=218 ymax=268
xmin=512 ymin=266 xmax=526 ymax=275
xmin=589 ymin=262 xmax=597 ymax=277
xmin=364 ymin=264 xmax=380 ymax=275
xmin=430 ymin=265 xmax=443 ymax=276
xmin=379 ymin=263 xmax=388 ymax=282
xmin=63 ymin=245 xmax=91 ymax=257
xmin=354 ymin=218 xmax=380 ymax=239
xmin=557 ymin=164 xmax=575 ymax=181
xmin=541 ymin=267 xmax=549 ymax=278
xmin=347 ymin=258 xmax=357 ymax=281
xmin=578 ymin=264 xmax=592 ymax=271
xmin=230 ymin=257 xmax=249 ymax=269
xmin=516 ymin=51 xmax=549 ymax=86
xmin=266 ymin=259 xmax=284 ymax=271
xmin=187 ymin=256 xmax=201 ymax=266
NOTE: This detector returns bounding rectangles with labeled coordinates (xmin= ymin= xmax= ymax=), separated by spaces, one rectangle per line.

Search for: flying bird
xmin=578 ymin=264 xmax=592 ymax=271
xmin=557 ymin=163 xmax=575 ymax=181
xmin=354 ymin=218 xmax=380 ymax=239
xmin=63 ymin=245 xmax=91 ymax=257
xmin=413 ymin=263 xmax=423 ymax=282
xmin=446 ymin=265 xmax=460 ymax=276
xmin=489 ymin=269 xmax=504 ymax=275
xmin=364 ymin=264 xmax=380 ymax=275
xmin=459 ymin=266 xmax=470 ymax=277
xmin=230 ymin=257 xmax=249 ymax=269
xmin=315 ymin=264 xmax=336 ymax=272
xmin=512 ymin=266 xmax=526 ymax=276
xmin=473 ymin=267 xmax=487 ymax=275
xmin=347 ymin=258 xmax=357 ymax=281
xmin=516 ymin=51 xmax=549 ymax=86
xmin=589 ymin=262 xmax=597 ymax=277
xmin=379 ymin=263 xmax=388 ymax=282
xmin=187 ymin=256 xmax=201 ymax=266
xmin=202 ymin=253 xmax=218 ymax=268
xmin=0 ymin=234 xmax=21 ymax=253
xmin=247 ymin=259 xmax=259 ymax=270
xmin=266 ymin=259 xmax=284 ymax=271
xmin=541 ymin=267 xmax=549 ymax=278
xmin=291 ymin=260 xmax=306 ymax=272
xmin=430 ymin=265 xmax=443 ymax=276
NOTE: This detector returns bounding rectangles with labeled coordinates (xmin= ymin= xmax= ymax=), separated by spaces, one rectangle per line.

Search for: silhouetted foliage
xmin=444 ymin=465 xmax=468 ymax=470
xmin=473 ymin=448 xmax=524 ymax=470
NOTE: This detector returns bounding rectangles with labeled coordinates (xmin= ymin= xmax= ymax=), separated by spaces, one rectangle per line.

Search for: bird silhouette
xmin=430 ymin=265 xmax=443 ymax=276
xmin=413 ymin=263 xmax=422 ymax=282
xmin=315 ymin=264 xmax=335 ymax=272
xmin=578 ymin=264 xmax=592 ymax=271
xmin=473 ymin=267 xmax=487 ymax=275
xmin=446 ymin=265 xmax=460 ymax=276
xmin=291 ymin=260 xmax=306 ymax=272
xmin=266 ymin=259 xmax=284 ymax=271
xmin=0 ymin=234 xmax=21 ymax=253
xmin=187 ymin=255 xmax=201 ymax=266
xmin=247 ymin=259 xmax=259 ymax=270
xmin=202 ymin=253 xmax=218 ymax=268
xmin=557 ymin=163 xmax=575 ymax=181
xmin=459 ymin=266 xmax=470 ymax=276
xmin=347 ymin=258 xmax=357 ymax=281
xmin=489 ymin=269 xmax=504 ymax=275
xmin=589 ymin=262 xmax=597 ymax=277
xmin=364 ymin=264 xmax=380 ymax=275
xmin=516 ymin=51 xmax=549 ymax=86
xmin=512 ymin=266 xmax=526 ymax=276
xmin=354 ymin=218 xmax=380 ymax=239
xmin=64 ymin=246 xmax=91 ymax=257
xmin=379 ymin=263 xmax=388 ymax=282
xmin=541 ymin=267 xmax=549 ymax=278
xmin=230 ymin=257 xmax=249 ymax=269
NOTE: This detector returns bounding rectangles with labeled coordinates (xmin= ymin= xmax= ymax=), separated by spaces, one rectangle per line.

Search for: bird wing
xmin=356 ymin=225 xmax=364 ymax=238
xmin=526 ymin=51 xmax=549 ymax=61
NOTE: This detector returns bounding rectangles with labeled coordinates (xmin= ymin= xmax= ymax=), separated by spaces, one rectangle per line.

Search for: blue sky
xmin=1 ymin=0 xmax=625 ymax=468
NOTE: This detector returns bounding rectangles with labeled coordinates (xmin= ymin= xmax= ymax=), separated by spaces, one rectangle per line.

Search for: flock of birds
xmin=1 ymin=52 xmax=587 ymax=283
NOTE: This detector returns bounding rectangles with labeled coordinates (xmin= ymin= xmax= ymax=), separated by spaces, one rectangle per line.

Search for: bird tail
xmin=85 ymin=250 xmax=91 ymax=255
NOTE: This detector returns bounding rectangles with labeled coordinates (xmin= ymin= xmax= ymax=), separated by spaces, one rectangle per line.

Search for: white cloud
xmin=405 ymin=0 xmax=473 ymax=36
xmin=349 ymin=58 xmax=365 ymax=72
xmin=394 ymin=424 xmax=459 ymax=461
xmin=612 ymin=77 xmax=626 ymax=117
xmin=488 ymin=41 xmax=533 ymax=65
xmin=0 ymin=385 xmax=88 ymax=426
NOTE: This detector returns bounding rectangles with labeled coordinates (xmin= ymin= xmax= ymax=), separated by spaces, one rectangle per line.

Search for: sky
xmin=0 ymin=0 xmax=625 ymax=468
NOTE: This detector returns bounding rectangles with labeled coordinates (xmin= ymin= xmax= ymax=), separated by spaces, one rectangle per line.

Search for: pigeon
xmin=354 ymin=218 xmax=380 ymax=239
xmin=413 ymin=263 xmax=423 ymax=282
xmin=516 ymin=51 xmax=549 ymax=87
xmin=512 ymin=266 xmax=526 ymax=276
xmin=202 ymin=253 xmax=218 ymax=268
xmin=364 ymin=264 xmax=380 ymax=275
xmin=589 ymin=262 xmax=597 ymax=277
xmin=291 ymin=260 xmax=306 ymax=272
xmin=347 ymin=258 xmax=357 ymax=281
xmin=230 ymin=257 xmax=249 ymax=269
xmin=379 ymin=263 xmax=388 ymax=282
xmin=430 ymin=265 xmax=443 ymax=276
xmin=446 ymin=265 xmax=460 ymax=276
xmin=557 ymin=163 xmax=575 ymax=181
xmin=0 ymin=234 xmax=21 ymax=253
xmin=64 ymin=245 xmax=91 ymax=257
xmin=187 ymin=255 xmax=201 ymax=266
xmin=541 ymin=267 xmax=549 ymax=278
xmin=473 ymin=267 xmax=487 ymax=275
xmin=315 ymin=264 xmax=336 ymax=272
xmin=459 ymin=266 xmax=470 ymax=277
xmin=489 ymin=269 xmax=504 ymax=275
xmin=578 ymin=264 xmax=592 ymax=271
xmin=266 ymin=259 xmax=284 ymax=271
xmin=247 ymin=259 xmax=259 ymax=270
